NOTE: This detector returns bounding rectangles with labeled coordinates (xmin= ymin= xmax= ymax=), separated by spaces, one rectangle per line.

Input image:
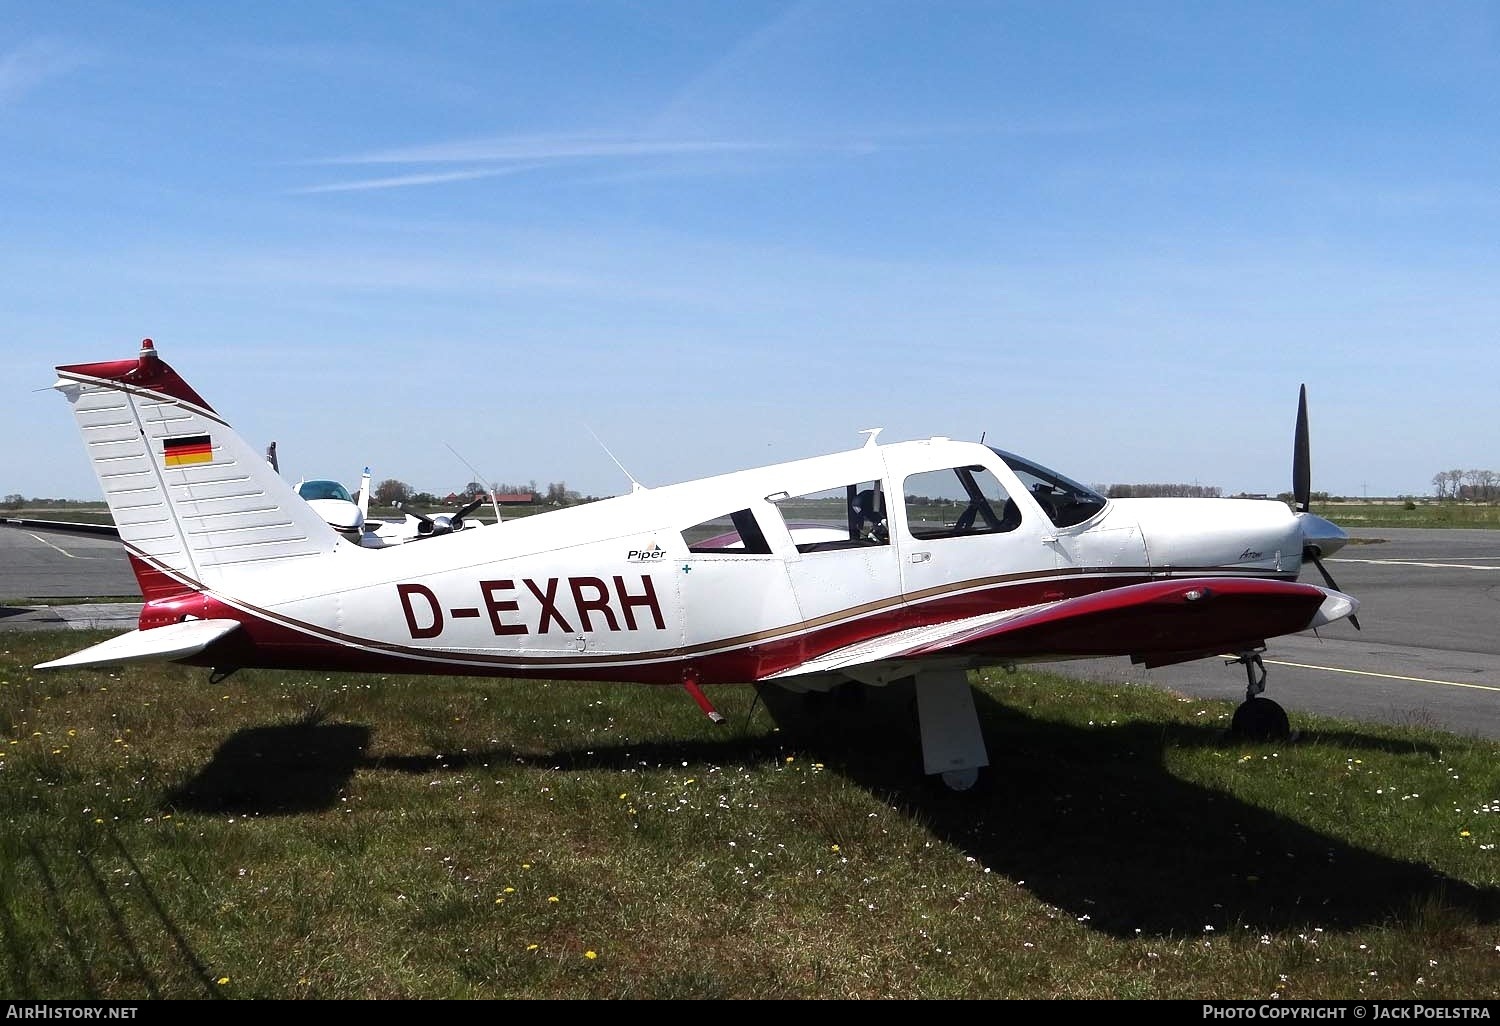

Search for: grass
xmin=2 ymin=631 xmax=1499 ymax=999
xmin=1310 ymin=502 xmax=1500 ymax=530
xmin=3 ymin=509 xmax=116 ymax=527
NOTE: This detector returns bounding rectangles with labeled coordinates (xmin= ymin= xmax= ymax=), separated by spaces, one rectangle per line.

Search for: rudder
xmin=54 ymin=339 xmax=342 ymax=594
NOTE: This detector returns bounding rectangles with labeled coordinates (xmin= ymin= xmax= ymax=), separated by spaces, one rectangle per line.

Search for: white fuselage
xmin=214 ymin=439 xmax=1307 ymax=682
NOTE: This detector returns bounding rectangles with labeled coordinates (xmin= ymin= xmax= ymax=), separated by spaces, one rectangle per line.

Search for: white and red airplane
xmin=37 ymin=340 xmax=1359 ymax=789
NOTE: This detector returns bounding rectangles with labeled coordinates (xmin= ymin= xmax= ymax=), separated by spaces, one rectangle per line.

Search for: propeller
xmin=1292 ymin=384 xmax=1360 ymax=630
xmin=1293 ymin=385 xmax=1311 ymax=513
xmin=396 ymin=496 xmax=486 ymax=539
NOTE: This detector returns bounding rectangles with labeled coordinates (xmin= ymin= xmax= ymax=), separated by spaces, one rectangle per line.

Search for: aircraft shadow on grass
xmin=164 ymin=685 xmax=1498 ymax=939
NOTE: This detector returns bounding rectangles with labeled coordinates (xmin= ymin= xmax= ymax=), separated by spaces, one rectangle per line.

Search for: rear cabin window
xmin=773 ymin=482 xmax=889 ymax=553
xmin=903 ymin=466 xmax=1020 ymax=539
xmin=683 ymin=509 xmax=773 ymax=554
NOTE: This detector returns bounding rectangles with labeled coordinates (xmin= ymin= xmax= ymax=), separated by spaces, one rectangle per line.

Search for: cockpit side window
xmin=989 ymin=448 xmax=1108 ymax=528
xmin=771 ymin=481 xmax=889 ymax=553
xmin=903 ymin=466 xmax=1020 ymax=539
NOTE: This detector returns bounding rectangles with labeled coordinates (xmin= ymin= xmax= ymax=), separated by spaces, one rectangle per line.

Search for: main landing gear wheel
xmin=1226 ymin=650 xmax=1292 ymax=742
xmin=940 ymin=768 xmax=981 ymax=791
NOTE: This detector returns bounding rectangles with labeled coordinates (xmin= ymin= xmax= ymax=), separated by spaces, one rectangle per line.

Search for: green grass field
xmin=1310 ymin=503 xmax=1500 ymax=530
xmin=2 ymin=631 xmax=1498 ymax=999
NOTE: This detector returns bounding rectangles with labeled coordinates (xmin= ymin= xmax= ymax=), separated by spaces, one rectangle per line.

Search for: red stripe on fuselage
xmin=132 ymin=556 xmax=1303 ymax=686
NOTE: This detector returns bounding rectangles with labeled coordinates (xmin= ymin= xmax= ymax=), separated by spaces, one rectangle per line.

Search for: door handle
xmin=910 ymin=551 xmax=931 ymax=564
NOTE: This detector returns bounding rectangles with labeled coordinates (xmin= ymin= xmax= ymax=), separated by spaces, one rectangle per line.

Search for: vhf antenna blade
xmin=444 ymin=442 xmax=502 ymax=525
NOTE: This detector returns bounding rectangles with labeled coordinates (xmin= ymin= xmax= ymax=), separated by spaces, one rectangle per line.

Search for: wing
xmin=35 ymin=619 xmax=242 ymax=670
xmin=766 ymin=577 xmax=1357 ymax=681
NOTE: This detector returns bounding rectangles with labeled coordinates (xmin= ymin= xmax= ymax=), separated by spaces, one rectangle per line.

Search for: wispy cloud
xmin=296 ymin=133 xmax=823 ymax=194
xmin=292 ymin=167 xmax=526 ymax=194
xmin=647 ymin=0 xmax=825 ymax=135
xmin=0 ymin=39 xmax=88 ymax=105
xmin=315 ymin=134 xmax=786 ymax=166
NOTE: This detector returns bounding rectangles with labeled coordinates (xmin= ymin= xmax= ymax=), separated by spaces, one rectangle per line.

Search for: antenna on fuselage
xmin=444 ymin=442 xmax=503 ymax=525
xmin=587 ymin=425 xmax=646 ymax=493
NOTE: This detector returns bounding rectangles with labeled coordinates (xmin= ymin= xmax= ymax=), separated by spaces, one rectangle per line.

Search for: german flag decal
xmin=163 ymin=434 xmax=213 ymax=467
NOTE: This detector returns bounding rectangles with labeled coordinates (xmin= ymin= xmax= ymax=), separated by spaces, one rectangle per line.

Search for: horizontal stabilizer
xmin=2 ymin=517 xmax=119 ymax=538
xmin=35 ymin=618 xmax=242 ymax=670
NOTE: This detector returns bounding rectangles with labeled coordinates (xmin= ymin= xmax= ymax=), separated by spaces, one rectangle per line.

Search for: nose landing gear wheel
xmin=1231 ymin=696 xmax=1290 ymax=741
xmin=1226 ymin=650 xmax=1292 ymax=741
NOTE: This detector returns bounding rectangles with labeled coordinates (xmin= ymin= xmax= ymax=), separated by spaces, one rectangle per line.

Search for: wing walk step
xmin=767 ymin=605 xmax=1046 ymax=678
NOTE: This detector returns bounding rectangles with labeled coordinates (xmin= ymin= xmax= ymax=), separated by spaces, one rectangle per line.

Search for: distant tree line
xmin=1100 ymin=483 xmax=1223 ymax=499
xmin=2 ymin=495 xmax=106 ymax=510
xmin=1431 ymin=469 xmax=1499 ymax=503
xmin=366 ymin=478 xmax=593 ymax=508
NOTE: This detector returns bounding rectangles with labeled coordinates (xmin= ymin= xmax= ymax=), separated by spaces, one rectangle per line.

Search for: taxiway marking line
xmin=1332 ymin=558 xmax=1500 ymax=570
xmin=1260 ymin=657 xmax=1500 ymax=694
xmin=25 ymin=533 xmax=79 ymax=559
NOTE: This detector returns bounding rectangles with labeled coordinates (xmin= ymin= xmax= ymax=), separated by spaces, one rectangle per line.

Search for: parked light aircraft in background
xmin=36 ymin=340 xmax=1359 ymax=789
xmin=270 ymin=442 xmax=489 ymax=548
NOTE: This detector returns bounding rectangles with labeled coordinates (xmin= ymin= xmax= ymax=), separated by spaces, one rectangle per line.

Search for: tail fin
xmin=54 ymin=339 xmax=342 ymax=594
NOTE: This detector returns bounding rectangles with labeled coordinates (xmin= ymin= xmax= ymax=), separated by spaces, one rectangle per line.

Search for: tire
xmin=1230 ymin=697 xmax=1291 ymax=741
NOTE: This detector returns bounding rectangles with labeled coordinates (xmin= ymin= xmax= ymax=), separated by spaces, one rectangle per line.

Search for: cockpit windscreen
xmin=989 ymin=448 xmax=1107 ymax=528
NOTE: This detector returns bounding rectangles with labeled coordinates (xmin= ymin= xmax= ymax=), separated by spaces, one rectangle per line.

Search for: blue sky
xmin=4 ymin=1 xmax=1497 ymax=501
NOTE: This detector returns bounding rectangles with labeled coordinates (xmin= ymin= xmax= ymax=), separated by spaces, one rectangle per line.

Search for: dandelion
xmin=1461 ymin=831 xmax=1472 ymax=837
xmin=504 ymin=887 xmax=514 ymax=894
xmin=217 ymin=977 xmax=230 ymax=986
xmin=584 ymin=951 xmax=598 ymax=960
xmin=548 ymin=895 xmax=559 ymax=903
xmin=785 ymin=756 xmax=794 ymax=764
xmin=830 ymin=844 xmax=840 ymax=853
xmin=527 ymin=944 xmax=539 ymax=951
